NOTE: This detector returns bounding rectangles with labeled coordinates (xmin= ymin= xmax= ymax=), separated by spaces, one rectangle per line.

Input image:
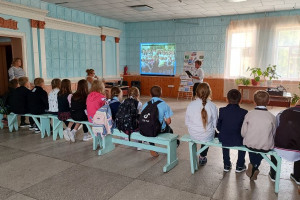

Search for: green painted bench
xmin=180 ymin=134 xmax=282 ymax=193
xmin=6 ymin=113 xmax=51 ymax=138
xmin=112 ymin=129 xmax=178 ymax=172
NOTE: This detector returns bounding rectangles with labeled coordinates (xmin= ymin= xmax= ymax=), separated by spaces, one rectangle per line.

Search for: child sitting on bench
xmin=241 ymin=90 xmax=276 ymax=181
xmin=185 ymin=82 xmax=218 ymax=166
xmin=217 ymin=89 xmax=248 ymax=172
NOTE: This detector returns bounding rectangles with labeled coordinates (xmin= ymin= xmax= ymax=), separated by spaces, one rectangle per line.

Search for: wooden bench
xmin=180 ymin=134 xmax=282 ymax=193
xmin=6 ymin=113 xmax=51 ymax=138
xmin=112 ymin=129 xmax=178 ymax=172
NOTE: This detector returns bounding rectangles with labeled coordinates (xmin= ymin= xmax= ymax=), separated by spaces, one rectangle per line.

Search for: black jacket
xmin=4 ymin=87 xmax=16 ymax=108
xmin=275 ymin=106 xmax=300 ymax=152
xmin=27 ymin=86 xmax=49 ymax=115
xmin=70 ymin=97 xmax=87 ymax=121
xmin=12 ymin=86 xmax=30 ymax=114
xmin=217 ymin=104 xmax=248 ymax=146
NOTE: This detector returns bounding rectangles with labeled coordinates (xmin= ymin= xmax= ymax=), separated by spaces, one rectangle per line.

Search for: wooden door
xmin=0 ymin=46 xmax=8 ymax=96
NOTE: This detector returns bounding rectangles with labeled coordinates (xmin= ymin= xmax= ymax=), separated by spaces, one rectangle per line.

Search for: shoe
xmin=269 ymin=172 xmax=275 ymax=182
xmin=20 ymin=122 xmax=30 ymax=128
xmin=246 ymin=163 xmax=260 ymax=181
xmin=150 ymin=150 xmax=159 ymax=157
xmin=69 ymin=130 xmax=76 ymax=143
xmin=290 ymin=173 xmax=300 ymax=185
xmin=63 ymin=129 xmax=70 ymax=141
xmin=34 ymin=129 xmax=41 ymax=134
xmin=235 ymin=165 xmax=247 ymax=173
xmin=29 ymin=125 xmax=35 ymax=130
xmin=224 ymin=163 xmax=232 ymax=172
xmin=199 ymin=156 xmax=207 ymax=166
xmin=83 ymin=133 xmax=93 ymax=141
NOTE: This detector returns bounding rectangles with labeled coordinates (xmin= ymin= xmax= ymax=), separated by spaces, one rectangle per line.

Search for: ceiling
xmin=44 ymin=0 xmax=300 ymax=22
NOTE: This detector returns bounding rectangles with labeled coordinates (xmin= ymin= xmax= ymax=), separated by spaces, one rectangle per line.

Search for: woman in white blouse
xmin=48 ymin=78 xmax=61 ymax=115
xmin=185 ymin=82 xmax=218 ymax=166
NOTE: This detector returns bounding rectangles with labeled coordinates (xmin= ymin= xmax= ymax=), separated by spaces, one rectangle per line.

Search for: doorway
xmin=0 ymin=36 xmax=23 ymax=96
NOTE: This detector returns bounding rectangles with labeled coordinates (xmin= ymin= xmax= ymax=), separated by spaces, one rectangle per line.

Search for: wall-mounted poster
xmin=183 ymin=51 xmax=204 ymax=74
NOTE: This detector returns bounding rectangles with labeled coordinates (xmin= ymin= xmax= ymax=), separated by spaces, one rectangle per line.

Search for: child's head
xmin=254 ymin=90 xmax=269 ymax=106
xmin=86 ymin=69 xmax=95 ymax=77
xmin=73 ymin=79 xmax=88 ymax=101
xmin=150 ymin=85 xmax=162 ymax=97
xmin=195 ymin=60 xmax=202 ymax=69
xmin=34 ymin=78 xmax=44 ymax=87
xmin=9 ymin=79 xmax=19 ymax=89
xmin=51 ymin=78 xmax=61 ymax=89
xmin=90 ymin=80 xmax=105 ymax=94
xmin=128 ymin=87 xmax=140 ymax=99
xmin=18 ymin=77 xmax=29 ymax=88
xmin=227 ymin=89 xmax=241 ymax=104
xmin=59 ymin=79 xmax=72 ymax=95
xmin=196 ymin=82 xmax=212 ymax=129
xmin=111 ymin=86 xmax=122 ymax=101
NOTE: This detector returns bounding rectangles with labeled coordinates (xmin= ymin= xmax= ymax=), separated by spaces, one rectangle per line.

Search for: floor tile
xmin=0 ymin=154 xmax=74 ymax=192
xmin=0 ymin=187 xmax=16 ymax=200
xmin=35 ymin=140 xmax=96 ymax=164
xmin=138 ymin=159 xmax=224 ymax=198
xmin=22 ymin=165 xmax=133 ymax=200
xmin=0 ymin=129 xmax=32 ymax=143
xmin=4 ymin=193 xmax=36 ymax=200
xmin=81 ymin=147 xmax=163 ymax=178
xmin=0 ymin=146 xmax=28 ymax=165
xmin=109 ymin=180 xmax=210 ymax=200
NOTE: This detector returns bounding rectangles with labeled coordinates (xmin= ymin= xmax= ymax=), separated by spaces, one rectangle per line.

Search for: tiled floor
xmin=0 ymin=97 xmax=299 ymax=200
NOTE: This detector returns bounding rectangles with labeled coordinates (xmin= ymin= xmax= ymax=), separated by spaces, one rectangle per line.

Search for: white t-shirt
xmin=48 ymin=88 xmax=60 ymax=112
xmin=185 ymin=98 xmax=218 ymax=142
xmin=192 ymin=68 xmax=204 ymax=83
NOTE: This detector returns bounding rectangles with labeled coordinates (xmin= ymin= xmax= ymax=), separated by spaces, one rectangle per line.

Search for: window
xmin=227 ymin=30 xmax=256 ymax=77
xmin=275 ymin=28 xmax=300 ymax=79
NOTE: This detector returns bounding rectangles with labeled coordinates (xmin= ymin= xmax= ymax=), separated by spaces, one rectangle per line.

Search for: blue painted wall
xmin=3 ymin=0 xmax=126 ymax=79
xmin=125 ymin=9 xmax=300 ymax=76
xmin=105 ymin=36 xmax=116 ymax=76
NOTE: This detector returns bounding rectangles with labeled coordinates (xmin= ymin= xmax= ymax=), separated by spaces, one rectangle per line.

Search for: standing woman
xmin=191 ymin=60 xmax=204 ymax=98
xmin=8 ymin=58 xmax=26 ymax=81
xmin=86 ymin=69 xmax=98 ymax=91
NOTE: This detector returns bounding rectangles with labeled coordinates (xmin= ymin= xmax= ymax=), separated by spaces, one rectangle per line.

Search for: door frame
xmin=0 ymin=30 xmax=28 ymax=76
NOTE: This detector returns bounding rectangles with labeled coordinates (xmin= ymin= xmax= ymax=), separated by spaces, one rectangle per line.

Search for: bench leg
xmin=189 ymin=142 xmax=198 ymax=174
xmin=98 ymin=134 xmax=115 ymax=156
xmin=0 ymin=114 xmax=3 ymax=129
xmin=52 ymin=119 xmax=63 ymax=141
xmin=274 ymin=155 xmax=281 ymax=193
xmin=41 ymin=118 xmax=51 ymax=137
xmin=31 ymin=117 xmax=45 ymax=138
xmin=163 ymin=139 xmax=178 ymax=172
xmin=7 ymin=114 xmax=18 ymax=132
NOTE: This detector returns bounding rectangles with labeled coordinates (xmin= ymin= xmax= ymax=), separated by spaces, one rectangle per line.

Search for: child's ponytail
xmin=196 ymin=83 xmax=211 ymax=130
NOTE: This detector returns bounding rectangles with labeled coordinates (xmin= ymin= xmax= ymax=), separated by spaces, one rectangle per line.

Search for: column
xmin=101 ymin=35 xmax=106 ymax=78
xmin=31 ymin=19 xmax=40 ymax=78
xmin=38 ymin=21 xmax=47 ymax=79
xmin=115 ymin=37 xmax=120 ymax=77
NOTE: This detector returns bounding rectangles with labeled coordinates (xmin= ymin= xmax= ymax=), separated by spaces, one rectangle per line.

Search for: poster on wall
xmin=183 ymin=51 xmax=204 ymax=75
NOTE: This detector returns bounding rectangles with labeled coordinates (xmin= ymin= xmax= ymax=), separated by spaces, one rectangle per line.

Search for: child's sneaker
xmin=20 ymin=122 xmax=30 ymax=128
xmin=69 ymin=130 xmax=76 ymax=143
xmin=199 ymin=156 xmax=207 ymax=166
xmin=290 ymin=173 xmax=300 ymax=185
xmin=223 ymin=162 xmax=232 ymax=172
xmin=269 ymin=172 xmax=275 ymax=182
xmin=82 ymin=132 xmax=93 ymax=141
xmin=63 ymin=129 xmax=70 ymax=141
xmin=246 ymin=163 xmax=260 ymax=181
xmin=235 ymin=165 xmax=247 ymax=173
xmin=34 ymin=129 xmax=41 ymax=134
xmin=150 ymin=150 xmax=159 ymax=157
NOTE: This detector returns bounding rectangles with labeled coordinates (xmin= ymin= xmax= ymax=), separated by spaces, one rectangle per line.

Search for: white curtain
xmin=224 ymin=15 xmax=300 ymax=97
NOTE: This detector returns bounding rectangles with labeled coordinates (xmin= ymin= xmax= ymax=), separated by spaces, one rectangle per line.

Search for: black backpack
xmin=115 ymin=98 xmax=139 ymax=138
xmin=139 ymin=100 xmax=162 ymax=137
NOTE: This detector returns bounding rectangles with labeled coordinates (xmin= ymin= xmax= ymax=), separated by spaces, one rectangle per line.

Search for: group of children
xmin=186 ymin=82 xmax=299 ymax=184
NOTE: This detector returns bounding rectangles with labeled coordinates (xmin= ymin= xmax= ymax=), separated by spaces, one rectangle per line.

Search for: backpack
xmin=92 ymin=103 xmax=113 ymax=138
xmin=139 ymin=100 xmax=162 ymax=137
xmin=115 ymin=98 xmax=139 ymax=138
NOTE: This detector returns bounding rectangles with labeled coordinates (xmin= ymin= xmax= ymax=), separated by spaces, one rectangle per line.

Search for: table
xmin=238 ymin=85 xmax=291 ymax=107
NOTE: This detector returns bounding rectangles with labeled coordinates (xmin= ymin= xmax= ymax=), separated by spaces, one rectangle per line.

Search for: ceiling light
xmin=130 ymin=5 xmax=153 ymax=12
xmin=54 ymin=2 xmax=69 ymax=5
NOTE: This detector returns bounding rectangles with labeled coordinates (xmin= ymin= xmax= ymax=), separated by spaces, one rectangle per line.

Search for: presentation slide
xmin=140 ymin=43 xmax=176 ymax=76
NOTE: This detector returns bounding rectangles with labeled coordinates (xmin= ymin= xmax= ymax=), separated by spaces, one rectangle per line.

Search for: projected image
xmin=140 ymin=43 xmax=176 ymax=76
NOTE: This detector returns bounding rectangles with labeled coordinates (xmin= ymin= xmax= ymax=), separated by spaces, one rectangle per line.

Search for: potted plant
xmin=235 ymin=77 xmax=251 ymax=86
xmin=246 ymin=67 xmax=262 ymax=86
xmin=291 ymin=82 xmax=300 ymax=105
xmin=263 ymin=65 xmax=280 ymax=87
